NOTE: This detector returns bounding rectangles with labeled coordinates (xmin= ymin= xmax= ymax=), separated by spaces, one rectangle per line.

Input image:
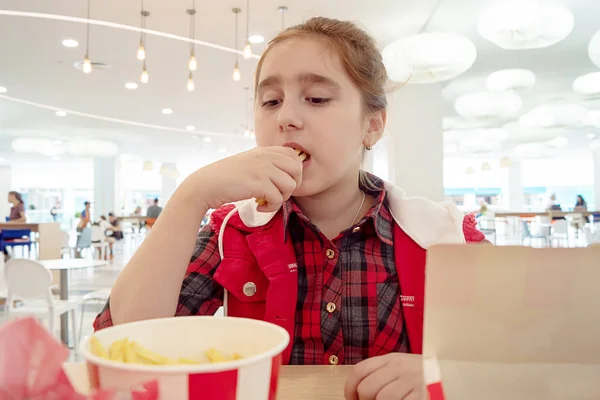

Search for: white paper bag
xmin=423 ymin=245 xmax=600 ymax=400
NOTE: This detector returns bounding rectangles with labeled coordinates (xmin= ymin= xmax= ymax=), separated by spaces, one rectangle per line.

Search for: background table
xmin=41 ymin=259 xmax=108 ymax=344
xmin=62 ymin=363 xmax=352 ymax=399
xmin=0 ymin=222 xmax=62 ymax=259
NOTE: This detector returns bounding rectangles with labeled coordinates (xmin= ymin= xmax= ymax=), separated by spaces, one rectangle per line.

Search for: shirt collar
xmin=281 ymin=171 xmax=393 ymax=245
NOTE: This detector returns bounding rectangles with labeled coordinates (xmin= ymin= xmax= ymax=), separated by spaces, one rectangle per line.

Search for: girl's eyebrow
xmin=257 ymin=73 xmax=341 ymax=95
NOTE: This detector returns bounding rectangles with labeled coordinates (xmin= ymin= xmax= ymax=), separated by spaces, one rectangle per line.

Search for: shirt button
xmin=242 ymin=282 xmax=257 ymax=297
xmin=326 ymin=302 xmax=336 ymax=313
xmin=328 ymin=355 xmax=339 ymax=365
xmin=325 ymin=249 xmax=335 ymax=259
xmin=352 ymin=226 xmax=361 ymax=233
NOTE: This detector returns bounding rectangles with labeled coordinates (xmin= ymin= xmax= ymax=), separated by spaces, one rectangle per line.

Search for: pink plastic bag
xmin=0 ymin=317 xmax=157 ymax=400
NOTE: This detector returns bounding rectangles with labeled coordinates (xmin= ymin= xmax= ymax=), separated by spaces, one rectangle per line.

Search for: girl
xmin=7 ymin=191 xmax=26 ymax=223
xmin=95 ymin=17 xmax=485 ymax=399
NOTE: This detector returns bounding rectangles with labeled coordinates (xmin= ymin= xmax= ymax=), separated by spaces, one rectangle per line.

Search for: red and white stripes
xmin=88 ymin=354 xmax=283 ymax=400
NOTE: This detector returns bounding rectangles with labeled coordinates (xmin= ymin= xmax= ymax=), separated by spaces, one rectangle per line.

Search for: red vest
xmin=211 ymin=204 xmax=426 ymax=365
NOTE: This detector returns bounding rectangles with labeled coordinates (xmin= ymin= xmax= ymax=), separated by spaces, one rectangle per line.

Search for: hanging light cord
xmin=189 ymin=0 xmax=195 ymax=53
xmin=281 ymin=7 xmax=285 ymax=31
xmin=85 ymin=0 xmax=91 ymax=56
xmin=140 ymin=0 xmax=146 ymax=44
xmin=234 ymin=10 xmax=239 ymax=63
xmin=246 ymin=0 xmax=250 ymax=40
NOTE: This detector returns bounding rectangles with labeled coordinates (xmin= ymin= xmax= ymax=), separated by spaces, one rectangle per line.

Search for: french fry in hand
xmin=255 ymin=148 xmax=307 ymax=206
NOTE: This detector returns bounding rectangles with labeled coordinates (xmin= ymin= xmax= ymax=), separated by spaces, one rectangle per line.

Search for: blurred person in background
xmin=146 ymin=198 xmax=162 ymax=219
xmin=572 ymin=194 xmax=589 ymax=231
xmin=77 ymin=201 xmax=92 ymax=232
xmin=2 ymin=191 xmax=26 ymax=261
xmin=145 ymin=198 xmax=162 ymax=230
xmin=574 ymin=194 xmax=588 ymax=211
xmin=546 ymin=193 xmax=565 ymax=221
xmin=131 ymin=205 xmax=144 ymax=233
xmin=108 ymin=212 xmax=124 ymax=240
xmin=7 ymin=191 xmax=26 ymax=223
xmin=95 ymin=215 xmax=117 ymax=259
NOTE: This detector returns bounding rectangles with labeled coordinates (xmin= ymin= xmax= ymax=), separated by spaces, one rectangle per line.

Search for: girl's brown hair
xmin=254 ymin=17 xmax=388 ymax=115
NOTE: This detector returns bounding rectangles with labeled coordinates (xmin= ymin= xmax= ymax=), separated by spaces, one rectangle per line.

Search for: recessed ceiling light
xmin=162 ymin=108 xmax=173 ymax=115
xmin=0 ymin=86 xmax=7 ymax=93
xmin=588 ymin=133 xmax=596 ymax=139
xmin=0 ymin=157 xmax=5 ymax=162
xmin=248 ymin=34 xmax=265 ymax=44
xmin=204 ymin=137 xmax=212 ymax=143
xmin=56 ymin=110 xmax=67 ymax=117
xmin=62 ymin=39 xmax=79 ymax=48
xmin=186 ymin=125 xmax=196 ymax=131
xmin=125 ymin=82 xmax=138 ymax=90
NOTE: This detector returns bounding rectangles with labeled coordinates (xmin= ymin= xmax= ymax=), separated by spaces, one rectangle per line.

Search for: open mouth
xmin=295 ymin=148 xmax=310 ymax=162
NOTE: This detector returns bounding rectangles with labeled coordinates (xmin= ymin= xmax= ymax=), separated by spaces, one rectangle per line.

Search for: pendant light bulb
xmin=243 ymin=41 xmax=252 ymax=59
xmin=82 ymin=56 xmax=92 ymax=74
xmin=233 ymin=63 xmax=241 ymax=82
xmin=244 ymin=128 xmax=251 ymax=138
xmin=137 ymin=42 xmax=146 ymax=60
xmin=141 ymin=67 xmax=149 ymax=84
xmin=189 ymin=54 xmax=198 ymax=71
xmin=187 ymin=75 xmax=195 ymax=92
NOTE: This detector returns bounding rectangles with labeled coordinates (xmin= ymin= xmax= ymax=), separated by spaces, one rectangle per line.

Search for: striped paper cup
xmin=80 ymin=316 xmax=290 ymax=400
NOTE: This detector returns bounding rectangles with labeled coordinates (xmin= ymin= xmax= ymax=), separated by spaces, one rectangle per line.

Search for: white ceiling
xmin=1 ymin=0 xmax=599 ymax=165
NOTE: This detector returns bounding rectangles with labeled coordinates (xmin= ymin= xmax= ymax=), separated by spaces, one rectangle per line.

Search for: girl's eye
xmin=306 ymin=98 xmax=331 ymax=105
xmin=261 ymin=100 xmax=281 ymax=108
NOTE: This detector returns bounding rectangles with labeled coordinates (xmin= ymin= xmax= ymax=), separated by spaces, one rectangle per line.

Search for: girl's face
xmin=254 ymin=37 xmax=384 ymax=197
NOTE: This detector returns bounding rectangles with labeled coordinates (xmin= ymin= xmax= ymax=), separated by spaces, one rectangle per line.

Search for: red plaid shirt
xmin=94 ymin=176 xmax=409 ymax=365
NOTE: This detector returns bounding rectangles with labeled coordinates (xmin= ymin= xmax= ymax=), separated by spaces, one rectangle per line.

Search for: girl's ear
xmin=364 ymin=109 xmax=386 ymax=148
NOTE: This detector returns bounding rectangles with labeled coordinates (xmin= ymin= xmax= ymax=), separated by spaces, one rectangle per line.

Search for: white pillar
xmin=594 ymin=150 xmax=600 ymax=210
xmin=0 ymin=166 xmax=12 ymax=220
xmin=161 ymin=163 xmax=178 ymax=205
xmin=94 ymin=158 xmax=121 ymax=218
xmin=386 ymin=84 xmax=444 ymax=201
xmin=502 ymin=160 xmax=524 ymax=210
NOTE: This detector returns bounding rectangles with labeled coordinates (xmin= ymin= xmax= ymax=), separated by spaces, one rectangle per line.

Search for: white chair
xmin=78 ymin=288 xmax=110 ymax=343
xmin=73 ymin=228 xmax=94 ymax=259
xmin=4 ymin=259 xmax=78 ymax=350
xmin=551 ymin=220 xmax=570 ymax=247
xmin=60 ymin=230 xmax=72 ymax=258
xmin=91 ymin=226 xmax=109 ymax=260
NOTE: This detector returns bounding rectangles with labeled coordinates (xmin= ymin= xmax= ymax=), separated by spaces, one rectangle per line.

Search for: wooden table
xmin=62 ymin=363 xmax=352 ymax=399
xmin=116 ymin=216 xmax=149 ymax=222
xmin=0 ymin=222 xmax=62 ymax=260
xmin=41 ymin=259 xmax=108 ymax=344
xmin=279 ymin=366 xmax=351 ymax=399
